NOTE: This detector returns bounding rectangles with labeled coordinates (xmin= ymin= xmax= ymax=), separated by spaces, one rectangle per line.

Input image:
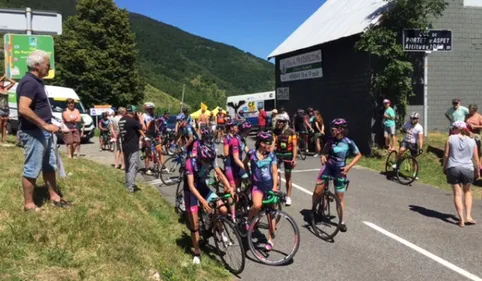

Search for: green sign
xmin=3 ymin=34 xmax=55 ymax=79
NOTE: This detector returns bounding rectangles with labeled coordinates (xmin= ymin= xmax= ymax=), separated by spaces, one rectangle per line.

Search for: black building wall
xmin=274 ymin=35 xmax=375 ymax=154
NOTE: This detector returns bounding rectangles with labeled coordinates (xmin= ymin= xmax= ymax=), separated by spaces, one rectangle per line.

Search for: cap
xmin=127 ymin=105 xmax=137 ymax=113
xmin=452 ymin=121 xmax=467 ymax=129
xmin=452 ymin=98 xmax=461 ymax=104
xmin=383 ymin=99 xmax=390 ymax=104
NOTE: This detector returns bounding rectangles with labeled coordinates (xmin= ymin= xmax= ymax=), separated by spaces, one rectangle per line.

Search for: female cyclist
xmin=184 ymin=144 xmax=231 ymax=265
xmin=313 ymin=110 xmax=325 ymax=157
xmin=312 ymin=118 xmax=362 ymax=232
xmin=223 ymin=121 xmax=246 ymax=191
xmin=244 ymin=132 xmax=278 ymax=250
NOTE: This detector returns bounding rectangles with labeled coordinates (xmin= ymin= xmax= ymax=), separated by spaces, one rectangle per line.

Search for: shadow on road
xmin=409 ymin=205 xmax=459 ymax=225
xmin=299 ymin=209 xmax=335 ymax=243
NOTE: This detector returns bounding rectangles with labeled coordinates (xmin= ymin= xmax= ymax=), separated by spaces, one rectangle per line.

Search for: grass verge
xmin=357 ymin=132 xmax=482 ymax=199
xmin=0 ymin=136 xmax=231 ymax=281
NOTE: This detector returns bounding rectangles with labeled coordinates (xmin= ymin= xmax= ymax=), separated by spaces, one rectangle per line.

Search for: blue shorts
xmin=184 ymin=188 xmax=218 ymax=214
xmin=316 ymin=164 xmax=348 ymax=192
xmin=19 ymin=129 xmax=57 ymax=179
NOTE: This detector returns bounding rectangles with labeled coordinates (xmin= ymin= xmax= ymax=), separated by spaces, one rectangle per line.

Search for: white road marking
xmin=284 ymin=169 xmax=320 ymax=173
xmin=364 ymin=221 xmax=482 ymax=281
xmin=280 ymin=178 xmax=313 ymax=195
xmin=145 ymin=179 xmax=163 ymax=185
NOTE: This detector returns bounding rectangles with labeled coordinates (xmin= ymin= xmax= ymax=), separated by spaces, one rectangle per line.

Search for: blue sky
xmin=114 ymin=0 xmax=325 ymax=60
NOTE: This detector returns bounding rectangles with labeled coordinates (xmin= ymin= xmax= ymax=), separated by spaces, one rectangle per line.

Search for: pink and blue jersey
xmin=326 ymin=137 xmax=360 ymax=168
xmin=247 ymin=149 xmax=277 ymax=193
xmin=223 ymin=135 xmax=240 ymax=167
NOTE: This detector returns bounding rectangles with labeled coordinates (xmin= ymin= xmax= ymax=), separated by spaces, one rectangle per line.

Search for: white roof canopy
xmin=268 ymin=0 xmax=388 ymax=59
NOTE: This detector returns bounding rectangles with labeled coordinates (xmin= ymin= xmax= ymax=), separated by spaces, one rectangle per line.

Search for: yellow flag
xmin=201 ymin=102 xmax=208 ymax=110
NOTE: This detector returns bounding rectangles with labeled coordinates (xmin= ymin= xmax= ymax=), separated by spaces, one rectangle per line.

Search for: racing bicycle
xmin=385 ymin=141 xmax=423 ymax=185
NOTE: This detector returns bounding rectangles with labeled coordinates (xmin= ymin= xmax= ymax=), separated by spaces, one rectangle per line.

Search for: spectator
xmin=258 ymin=106 xmax=267 ymax=132
xmin=17 ymin=50 xmax=70 ymax=211
xmin=271 ymin=109 xmax=278 ymax=131
xmin=0 ymin=75 xmax=16 ymax=143
xmin=383 ymin=99 xmax=396 ymax=151
xmin=445 ymin=98 xmax=469 ymax=132
xmin=199 ymin=108 xmax=209 ymax=130
xmin=313 ymin=110 xmax=325 ymax=157
xmin=466 ymin=104 xmax=482 ymax=157
xmin=62 ymin=98 xmax=82 ymax=159
xmin=443 ymin=121 xmax=479 ymax=227
xmin=112 ymin=107 xmax=126 ymax=169
xmin=119 ymin=105 xmax=146 ymax=193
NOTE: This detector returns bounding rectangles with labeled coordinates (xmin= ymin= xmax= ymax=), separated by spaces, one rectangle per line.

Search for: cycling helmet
xmin=144 ymin=102 xmax=155 ymax=109
xmin=200 ymin=127 xmax=214 ymax=140
xmin=256 ymin=131 xmax=274 ymax=143
xmin=240 ymin=121 xmax=252 ymax=132
xmin=410 ymin=112 xmax=420 ymax=119
xmin=198 ymin=144 xmax=216 ymax=163
xmin=330 ymin=118 xmax=348 ymax=129
xmin=238 ymin=110 xmax=244 ymax=116
xmin=276 ymin=112 xmax=289 ymax=122
xmin=297 ymin=109 xmax=304 ymax=115
xmin=176 ymin=113 xmax=186 ymax=122
xmin=307 ymin=107 xmax=314 ymax=112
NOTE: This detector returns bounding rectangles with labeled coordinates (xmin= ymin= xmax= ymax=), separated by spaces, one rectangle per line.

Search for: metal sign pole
xmin=180 ymin=84 xmax=185 ymax=112
xmin=26 ymin=7 xmax=32 ymax=35
xmin=423 ymin=51 xmax=429 ymax=139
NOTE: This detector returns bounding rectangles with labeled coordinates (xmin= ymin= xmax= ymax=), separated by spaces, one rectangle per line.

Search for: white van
xmin=8 ymin=85 xmax=96 ymax=142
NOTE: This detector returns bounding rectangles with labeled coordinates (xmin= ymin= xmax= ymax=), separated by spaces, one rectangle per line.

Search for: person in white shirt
xmin=394 ymin=112 xmax=424 ymax=168
xmin=142 ymin=102 xmax=156 ymax=175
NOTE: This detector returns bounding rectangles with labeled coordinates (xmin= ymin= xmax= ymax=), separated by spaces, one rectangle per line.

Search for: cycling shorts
xmin=400 ymin=141 xmax=418 ymax=156
xmin=224 ymin=165 xmax=247 ymax=185
xmin=184 ymin=188 xmax=218 ymax=214
xmin=276 ymin=152 xmax=294 ymax=171
xmin=216 ymin=124 xmax=225 ymax=130
xmin=252 ymin=183 xmax=273 ymax=197
xmin=317 ymin=164 xmax=348 ymax=193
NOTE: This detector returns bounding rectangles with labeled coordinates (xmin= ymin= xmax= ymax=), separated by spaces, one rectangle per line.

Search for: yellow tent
xmin=190 ymin=108 xmax=211 ymax=119
xmin=210 ymin=106 xmax=224 ymax=116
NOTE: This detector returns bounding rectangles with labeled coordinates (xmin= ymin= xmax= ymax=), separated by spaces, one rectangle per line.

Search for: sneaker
xmin=392 ymin=164 xmax=398 ymax=169
xmin=415 ymin=176 xmax=419 ymax=181
xmin=145 ymin=169 xmax=153 ymax=176
xmin=340 ymin=223 xmax=347 ymax=232
xmin=221 ymin=231 xmax=232 ymax=246
xmin=313 ymin=154 xmax=319 ymax=158
xmin=285 ymin=196 xmax=292 ymax=206
xmin=161 ymin=168 xmax=169 ymax=173
xmin=192 ymin=255 xmax=201 ymax=265
xmin=265 ymin=240 xmax=274 ymax=251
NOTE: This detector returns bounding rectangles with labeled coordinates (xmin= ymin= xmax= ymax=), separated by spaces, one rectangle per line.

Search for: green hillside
xmin=0 ymin=0 xmax=275 ymax=108
xmin=143 ymin=84 xmax=185 ymax=113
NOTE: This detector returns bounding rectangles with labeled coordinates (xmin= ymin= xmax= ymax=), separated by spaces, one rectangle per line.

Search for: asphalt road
xmin=80 ymin=138 xmax=482 ymax=281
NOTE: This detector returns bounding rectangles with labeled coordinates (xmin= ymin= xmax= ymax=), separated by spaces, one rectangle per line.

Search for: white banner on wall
xmin=279 ymin=50 xmax=323 ymax=82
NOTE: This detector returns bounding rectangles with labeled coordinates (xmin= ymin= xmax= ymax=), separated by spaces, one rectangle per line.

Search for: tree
xmin=356 ymin=0 xmax=447 ymax=124
xmin=55 ymin=0 xmax=145 ymax=107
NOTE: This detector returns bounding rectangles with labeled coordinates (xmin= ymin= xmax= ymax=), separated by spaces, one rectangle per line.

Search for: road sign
xmin=403 ymin=29 xmax=452 ymax=52
xmin=90 ymin=108 xmax=111 ymax=116
xmin=276 ymin=87 xmax=289 ymax=100
xmin=0 ymin=8 xmax=62 ymax=35
xmin=4 ymin=34 xmax=55 ymax=79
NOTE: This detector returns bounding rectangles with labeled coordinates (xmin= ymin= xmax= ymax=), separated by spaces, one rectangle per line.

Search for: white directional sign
xmin=90 ymin=108 xmax=111 ymax=116
xmin=0 ymin=8 xmax=62 ymax=35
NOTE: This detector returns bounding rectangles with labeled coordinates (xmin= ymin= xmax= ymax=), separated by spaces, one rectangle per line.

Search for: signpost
xmin=4 ymin=34 xmax=55 ymax=79
xmin=403 ymin=29 xmax=453 ymax=138
xmin=90 ymin=105 xmax=112 ymax=128
xmin=0 ymin=8 xmax=62 ymax=35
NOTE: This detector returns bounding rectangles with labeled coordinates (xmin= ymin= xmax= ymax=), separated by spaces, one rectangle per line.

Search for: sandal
xmin=52 ymin=199 xmax=72 ymax=208
xmin=465 ymin=220 xmax=476 ymax=225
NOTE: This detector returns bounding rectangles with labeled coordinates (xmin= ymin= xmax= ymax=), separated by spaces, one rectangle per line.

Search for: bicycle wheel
xmin=107 ymin=140 xmax=114 ymax=152
xmin=396 ymin=156 xmax=419 ymax=185
xmin=247 ymin=209 xmax=300 ymax=266
xmin=298 ymin=138 xmax=307 ymax=160
xmin=175 ymin=178 xmax=185 ymax=215
xmin=213 ymin=216 xmax=246 ymax=274
xmin=235 ymin=191 xmax=251 ymax=238
xmin=311 ymin=190 xmax=342 ymax=240
xmin=160 ymin=156 xmax=182 ymax=186
xmin=385 ymin=150 xmax=398 ymax=174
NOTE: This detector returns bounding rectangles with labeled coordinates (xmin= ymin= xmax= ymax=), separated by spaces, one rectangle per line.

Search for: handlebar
xmin=262 ymin=190 xmax=286 ymax=205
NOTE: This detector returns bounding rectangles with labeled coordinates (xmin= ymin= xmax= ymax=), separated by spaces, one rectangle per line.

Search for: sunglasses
xmin=453 ymin=103 xmax=458 ymax=106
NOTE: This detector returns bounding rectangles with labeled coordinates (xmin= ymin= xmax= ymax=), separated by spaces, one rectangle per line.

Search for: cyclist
xmin=244 ymin=131 xmax=279 ymax=250
xmin=273 ymin=112 xmax=297 ymax=206
xmin=184 ymin=144 xmax=231 ymax=265
xmin=393 ymin=112 xmax=424 ymax=170
xmin=312 ymin=118 xmax=362 ymax=232
xmin=98 ymin=112 xmax=111 ymax=151
xmin=223 ymin=120 xmax=246 ymax=191
xmin=176 ymin=113 xmax=199 ymax=156
xmin=236 ymin=110 xmax=246 ymax=122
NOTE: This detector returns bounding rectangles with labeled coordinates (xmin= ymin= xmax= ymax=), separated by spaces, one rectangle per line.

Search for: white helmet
xmin=276 ymin=112 xmax=289 ymax=122
xmin=144 ymin=102 xmax=155 ymax=109
xmin=410 ymin=112 xmax=420 ymax=119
